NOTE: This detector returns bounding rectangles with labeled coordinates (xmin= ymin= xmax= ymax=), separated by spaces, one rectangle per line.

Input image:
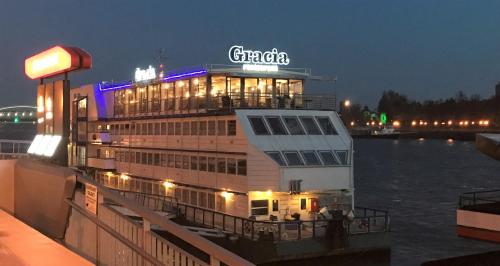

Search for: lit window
xmin=318 ymin=151 xmax=340 ymax=165
xmin=316 ymin=117 xmax=337 ymax=135
xmin=227 ymin=120 xmax=237 ymax=135
xmin=265 ymin=116 xmax=288 ymax=135
xmin=248 ymin=116 xmax=269 ymax=135
xmin=300 ymin=151 xmax=321 ymax=165
xmin=300 ymin=198 xmax=307 ymax=210
xmin=299 ymin=117 xmax=322 ymax=135
xmin=265 ymin=152 xmax=287 ymax=166
xmin=335 ymin=150 xmax=349 ymax=165
xmin=283 ymin=151 xmax=304 ymax=166
xmin=251 ymin=200 xmax=269 ymax=216
xmin=283 ymin=116 xmax=305 ymax=135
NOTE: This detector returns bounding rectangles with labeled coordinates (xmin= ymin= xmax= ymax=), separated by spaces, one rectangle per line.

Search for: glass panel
xmin=284 ymin=151 xmax=304 ymax=166
xmin=217 ymin=158 xmax=226 ymax=173
xmin=208 ymin=157 xmax=216 ymax=172
xmin=265 ymin=117 xmax=287 ymax=135
xmin=251 ymin=200 xmax=269 ymax=216
xmin=244 ymin=78 xmax=258 ymax=107
xmin=316 ymin=117 xmax=338 ymax=135
xmin=199 ymin=121 xmax=207 ymax=135
xmin=191 ymin=121 xmax=198 ymax=135
xmin=217 ymin=120 xmax=226 ymax=136
xmin=335 ymin=150 xmax=349 ymax=165
xmin=183 ymin=155 xmax=190 ymax=169
xmin=299 ymin=117 xmax=322 ymax=135
xmin=227 ymin=159 xmax=236 ymax=174
xmin=183 ymin=122 xmax=190 ymax=136
xmin=199 ymin=156 xmax=207 ymax=171
xmin=167 ymin=122 xmax=175 ymax=135
xmin=210 ymin=76 xmax=226 ymax=97
xmin=190 ymin=156 xmax=198 ymax=170
xmin=237 ymin=159 xmax=247 ymax=176
xmin=227 ymin=120 xmax=236 ymax=135
xmin=283 ymin=116 xmax=305 ymax=135
xmin=301 ymin=151 xmax=321 ymax=165
xmin=265 ymin=152 xmax=286 ymax=166
xmin=168 ymin=154 xmax=175 ymax=167
xmin=275 ymin=79 xmax=288 ymax=96
xmin=248 ymin=117 xmax=269 ymax=135
xmin=319 ymin=151 xmax=339 ymax=165
xmin=208 ymin=121 xmax=216 ymax=136
xmin=175 ymin=154 xmax=181 ymax=168
xmin=228 ymin=77 xmax=241 ymax=98
xmin=175 ymin=122 xmax=182 ymax=135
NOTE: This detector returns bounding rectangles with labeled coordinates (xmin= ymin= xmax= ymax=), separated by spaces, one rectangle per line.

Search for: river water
xmin=354 ymin=138 xmax=500 ymax=265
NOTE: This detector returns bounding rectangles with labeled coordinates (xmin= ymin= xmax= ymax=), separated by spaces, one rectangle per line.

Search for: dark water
xmin=354 ymin=138 xmax=500 ymax=266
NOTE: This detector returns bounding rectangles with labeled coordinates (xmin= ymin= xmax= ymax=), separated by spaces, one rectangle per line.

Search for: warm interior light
xmin=37 ymin=96 xmax=44 ymax=112
xmin=163 ymin=181 xmax=175 ymax=189
xmin=392 ymin=121 xmax=400 ymax=127
xmin=266 ymin=190 xmax=272 ymax=197
xmin=120 ymin=174 xmax=130 ymax=180
xmin=221 ymin=191 xmax=234 ymax=199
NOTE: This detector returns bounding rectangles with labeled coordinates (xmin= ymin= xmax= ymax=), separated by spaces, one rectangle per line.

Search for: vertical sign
xmin=85 ymin=183 xmax=98 ymax=215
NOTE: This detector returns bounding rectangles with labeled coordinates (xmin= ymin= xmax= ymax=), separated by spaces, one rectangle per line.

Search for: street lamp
xmin=344 ymin=99 xmax=351 ymax=108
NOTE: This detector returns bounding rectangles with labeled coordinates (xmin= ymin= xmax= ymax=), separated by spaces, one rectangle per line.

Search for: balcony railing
xmin=113 ymin=93 xmax=336 ymax=118
xmin=95 ymin=181 xmax=390 ymax=244
xmin=87 ymin=157 xmax=116 ymax=170
xmin=459 ymin=189 xmax=500 ymax=215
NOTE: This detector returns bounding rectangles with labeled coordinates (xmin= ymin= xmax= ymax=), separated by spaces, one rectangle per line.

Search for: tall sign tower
xmin=25 ymin=46 xmax=91 ymax=165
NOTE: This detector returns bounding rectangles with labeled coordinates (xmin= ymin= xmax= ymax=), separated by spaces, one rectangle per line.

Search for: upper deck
xmin=73 ymin=65 xmax=336 ymax=121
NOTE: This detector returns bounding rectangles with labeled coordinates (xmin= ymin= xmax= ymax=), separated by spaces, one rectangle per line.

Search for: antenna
xmin=157 ymin=48 xmax=168 ymax=77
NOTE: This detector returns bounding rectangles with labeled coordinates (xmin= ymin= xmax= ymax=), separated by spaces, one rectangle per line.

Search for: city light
xmin=120 ymin=174 xmax=129 ymax=181
xmin=411 ymin=121 xmax=417 ymax=126
xmin=162 ymin=181 xmax=175 ymax=189
xmin=344 ymin=100 xmax=351 ymax=107
xmin=392 ymin=121 xmax=401 ymax=127
xmin=350 ymin=121 xmax=355 ymax=126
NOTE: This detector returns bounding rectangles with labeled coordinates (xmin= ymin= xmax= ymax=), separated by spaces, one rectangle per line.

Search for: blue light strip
xmin=98 ymin=69 xmax=207 ymax=92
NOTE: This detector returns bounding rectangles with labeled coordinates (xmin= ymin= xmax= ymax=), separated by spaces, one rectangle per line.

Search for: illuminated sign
xmin=135 ymin=66 xmax=156 ymax=82
xmin=25 ymin=46 xmax=91 ymax=79
xmin=228 ymin=45 xmax=290 ymax=66
xmin=242 ymin=64 xmax=278 ymax=72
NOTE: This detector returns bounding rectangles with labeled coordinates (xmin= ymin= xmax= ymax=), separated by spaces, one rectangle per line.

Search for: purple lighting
xmin=98 ymin=69 xmax=207 ymax=92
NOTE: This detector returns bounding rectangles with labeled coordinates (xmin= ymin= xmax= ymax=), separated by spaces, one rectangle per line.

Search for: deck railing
xmin=113 ymin=93 xmax=336 ymax=118
xmin=459 ymin=190 xmax=500 ymax=215
xmin=101 ymin=185 xmax=389 ymax=243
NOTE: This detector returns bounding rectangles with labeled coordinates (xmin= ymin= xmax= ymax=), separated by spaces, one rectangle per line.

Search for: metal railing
xmin=105 ymin=187 xmax=389 ymax=243
xmin=0 ymin=139 xmax=31 ymax=159
xmin=459 ymin=189 xmax=500 ymax=211
xmin=113 ymin=93 xmax=336 ymax=118
xmin=74 ymin=174 xmax=255 ymax=266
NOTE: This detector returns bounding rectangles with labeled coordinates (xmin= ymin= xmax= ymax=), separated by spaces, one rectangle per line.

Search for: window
xmin=174 ymin=188 xmax=181 ymax=201
xmin=299 ymin=117 xmax=322 ymax=135
xmin=217 ymin=194 xmax=226 ymax=212
xmin=217 ymin=158 xmax=226 ymax=173
xmin=182 ymin=189 xmax=189 ymax=203
xmin=284 ymin=151 xmax=304 ymax=166
xmin=301 ymin=151 xmax=321 ymax=165
xmin=265 ymin=152 xmax=287 ymax=166
xmin=208 ymin=157 xmax=216 ymax=172
xmin=265 ymin=117 xmax=288 ymax=135
xmin=141 ymin=123 xmax=147 ymax=135
xmin=154 ymin=123 xmax=160 ymax=135
xmin=190 ymin=156 xmax=198 ymax=170
xmin=141 ymin=152 xmax=147 ymax=164
xmin=208 ymin=121 xmax=216 ymax=136
xmin=199 ymin=121 xmax=207 ymax=135
xmin=183 ymin=122 xmax=190 ymax=136
xmin=147 ymin=153 xmax=153 ymax=165
xmin=335 ymin=150 xmax=349 ymax=165
xmin=199 ymin=156 xmax=207 ymax=171
xmin=148 ymin=123 xmax=153 ymax=135
xmin=175 ymin=154 xmax=181 ymax=168
xmin=153 ymin=153 xmax=160 ymax=166
xmin=217 ymin=121 xmax=226 ymax=136
xmin=182 ymin=155 xmax=190 ymax=169
xmin=135 ymin=152 xmax=141 ymax=164
xmin=272 ymin=200 xmax=279 ymax=212
xmin=190 ymin=191 xmax=198 ymax=205
xmin=283 ymin=116 xmax=305 ymax=135
xmin=318 ymin=151 xmax=339 ymax=165
xmin=237 ymin=159 xmax=247 ymax=175
xmin=227 ymin=120 xmax=236 ymax=135
xmin=300 ymin=198 xmax=307 ymax=210
xmin=160 ymin=122 xmax=167 ymax=135
xmin=131 ymin=123 xmax=136 ymax=135
xmin=161 ymin=153 xmax=167 ymax=166
xmin=289 ymin=180 xmax=302 ymax=194
xmin=191 ymin=121 xmax=198 ymax=135
xmin=248 ymin=116 xmax=269 ymax=135
xmin=316 ymin=117 xmax=337 ymax=135
xmin=227 ymin=159 xmax=236 ymax=174
xmin=167 ymin=122 xmax=175 ymax=135
xmin=175 ymin=122 xmax=182 ymax=135
xmin=168 ymin=154 xmax=175 ymax=168
xmin=207 ymin=193 xmax=215 ymax=209
xmin=251 ymin=200 xmax=269 ymax=216
xmin=199 ymin=192 xmax=207 ymax=208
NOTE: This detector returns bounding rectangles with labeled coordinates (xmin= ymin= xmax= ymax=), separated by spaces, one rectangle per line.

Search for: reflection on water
xmin=354 ymin=139 xmax=500 ymax=265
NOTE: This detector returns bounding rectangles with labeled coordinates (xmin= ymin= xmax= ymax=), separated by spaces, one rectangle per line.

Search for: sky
xmin=1 ymin=0 xmax=500 ymax=108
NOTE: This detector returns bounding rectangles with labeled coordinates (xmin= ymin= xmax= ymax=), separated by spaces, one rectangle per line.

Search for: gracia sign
xmin=135 ymin=65 xmax=156 ymax=82
xmin=228 ymin=45 xmax=290 ymax=66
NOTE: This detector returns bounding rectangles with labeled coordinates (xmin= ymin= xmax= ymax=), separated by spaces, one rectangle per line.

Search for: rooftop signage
xmin=25 ymin=46 xmax=91 ymax=79
xmin=135 ymin=65 xmax=156 ymax=82
xmin=228 ymin=45 xmax=290 ymax=66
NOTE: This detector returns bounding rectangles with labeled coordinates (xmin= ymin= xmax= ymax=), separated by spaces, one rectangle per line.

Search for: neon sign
xmin=135 ymin=66 xmax=156 ymax=82
xmin=228 ymin=45 xmax=289 ymax=65
xmin=25 ymin=46 xmax=91 ymax=79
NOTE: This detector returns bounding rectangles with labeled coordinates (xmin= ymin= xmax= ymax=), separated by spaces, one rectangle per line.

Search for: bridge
xmin=0 ymin=105 xmax=36 ymax=123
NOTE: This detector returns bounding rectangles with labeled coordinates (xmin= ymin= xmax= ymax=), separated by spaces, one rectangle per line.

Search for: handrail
xmin=77 ymin=174 xmax=255 ymax=266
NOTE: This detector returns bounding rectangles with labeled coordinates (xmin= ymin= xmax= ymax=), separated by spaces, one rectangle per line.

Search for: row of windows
xmin=248 ymin=115 xmax=337 ymax=136
xmin=97 ymin=173 xmax=225 ymax=211
xmin=106 ymin=120 xmax=237 ymax=136
xmin=114 ymin=150 xmax=247 ymax=176
xmin=265 ymin=150 xmax=349 ymax=166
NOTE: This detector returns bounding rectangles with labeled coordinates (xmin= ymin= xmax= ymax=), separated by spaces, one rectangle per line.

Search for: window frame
xmin=248 ymin=116 xmax=270 ymax=135
xmin=283 ymin=151 xmax=304 ymax=166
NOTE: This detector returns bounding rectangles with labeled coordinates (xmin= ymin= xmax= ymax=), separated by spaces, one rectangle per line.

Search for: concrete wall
xmin=0 ymin=160 xmax=16 ymax=213
xmin=14 ymin=158 xmax=76 ymax=239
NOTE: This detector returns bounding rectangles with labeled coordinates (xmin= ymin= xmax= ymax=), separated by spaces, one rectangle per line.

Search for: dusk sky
xmin=2 ymin=0 xmax=500 ymax=107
